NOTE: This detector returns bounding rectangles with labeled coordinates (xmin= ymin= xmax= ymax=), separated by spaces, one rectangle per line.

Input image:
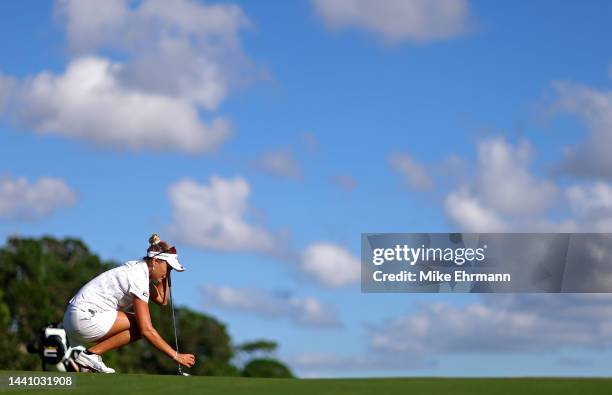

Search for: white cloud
xmin=56 ymin=0 xmax=251 ymax=110
xmin=301 ymin=242 xmax=360 ymax=288
xmin=288 ymin=295 xmax=612 ymax=376
xmin=444 ymin=187 xmax=507 ymax=232
xmin=312 ymin=0 xmax=471 ymax=44
xmin=567 ymin=182 xmax=612 ymax=214
xmin=257 ymin=148 xmax=303 ymax=180
xmin=552 ymin=81 xmax=612 ymax=180
xmin=389 ymin=153 xmax=433 ymax=190
xmin=441 ymin=137 xmax=612 ymax=232
xmin=55 ymin=0 xmax=126 ymax=53
xmin=1 ymin=0 xmax=256 ymax=152
xmin=167 ymin=176 xmax=278 ymax=253
xmin=566 ymin=182 xmax=612 ymax=232
xmin=0 ymin=175 xmax=77 ymax=219
xmin=9 ymin=57 xmax=230 ymax=153
xmin=166 ymin=177 xmax=363 ymax=289
xmin=444 ymin=138 xmax=557 ymax=231
xmin=201 ymin=284 xmax=341 ymax=328
xmin=369 ymin=295 xmax=612 ymax=356
xmin=474 ymin=139 xmax=555 ymax=215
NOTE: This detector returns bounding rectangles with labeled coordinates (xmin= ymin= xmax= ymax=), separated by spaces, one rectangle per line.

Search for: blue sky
xmin=2 ymin=0 xmax=612 ymax=377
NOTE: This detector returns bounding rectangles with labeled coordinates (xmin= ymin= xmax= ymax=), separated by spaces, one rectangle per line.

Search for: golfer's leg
xmin=89 ymin=312 xmax=141 ymax=354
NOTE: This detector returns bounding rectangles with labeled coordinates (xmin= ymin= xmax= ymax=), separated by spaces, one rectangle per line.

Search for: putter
xmin=168 ymin=272 xmax=190 ymax=376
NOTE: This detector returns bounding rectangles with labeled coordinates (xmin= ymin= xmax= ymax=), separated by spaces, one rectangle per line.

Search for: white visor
xmin=147 ymin=250 xmax=185 ymax=272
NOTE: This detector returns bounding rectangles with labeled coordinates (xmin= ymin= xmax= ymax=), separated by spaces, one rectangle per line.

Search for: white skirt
xmin=62 ymin=304 xmax=117 ymax=347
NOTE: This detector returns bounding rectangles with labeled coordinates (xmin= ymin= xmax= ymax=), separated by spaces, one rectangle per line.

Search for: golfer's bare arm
xmin=133 ymin=297 xmax=195 ymax=367
xmin=133 ymin=297 xmax=175 ymax=356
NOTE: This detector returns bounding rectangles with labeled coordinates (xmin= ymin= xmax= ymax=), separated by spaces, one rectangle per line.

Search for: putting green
xmin=1 ymin=371 xmax=611 ymax=395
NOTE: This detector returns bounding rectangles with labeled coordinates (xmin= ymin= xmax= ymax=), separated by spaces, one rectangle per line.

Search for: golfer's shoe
xmin=75 ymin=352 xmax=115 ymax=373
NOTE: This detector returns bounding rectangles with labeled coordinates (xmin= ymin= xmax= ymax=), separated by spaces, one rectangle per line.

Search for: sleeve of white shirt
xmin=128 ymin=265 xmax=150 ymax=303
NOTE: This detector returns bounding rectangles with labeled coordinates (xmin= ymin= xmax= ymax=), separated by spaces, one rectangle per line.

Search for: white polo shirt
xmin=69 ymin=260 xmax=150 ymax=312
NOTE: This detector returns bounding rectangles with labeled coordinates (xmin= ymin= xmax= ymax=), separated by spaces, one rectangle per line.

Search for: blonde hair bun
xmin=149 ymin=233 xmax=161 ymax=246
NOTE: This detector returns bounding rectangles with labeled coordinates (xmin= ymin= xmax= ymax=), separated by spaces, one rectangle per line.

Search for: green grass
xmin=2 ymin=371 xmax=612 ymax=395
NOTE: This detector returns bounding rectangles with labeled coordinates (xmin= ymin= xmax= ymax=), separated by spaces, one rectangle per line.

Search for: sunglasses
xmin=150 ymin=246 xmax=177 ymax=257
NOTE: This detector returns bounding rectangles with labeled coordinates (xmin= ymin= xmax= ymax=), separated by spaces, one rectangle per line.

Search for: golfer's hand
xmin=174 ymin=353 xmax=196 ymax=368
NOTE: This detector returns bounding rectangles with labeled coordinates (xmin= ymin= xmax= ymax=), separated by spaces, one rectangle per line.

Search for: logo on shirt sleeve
xmin=143 ymin=291 xmax=149 ymax=298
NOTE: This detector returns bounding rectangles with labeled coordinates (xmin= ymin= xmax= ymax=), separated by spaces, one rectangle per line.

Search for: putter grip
xmin=168 ymin=272 xmax=172 ymax=287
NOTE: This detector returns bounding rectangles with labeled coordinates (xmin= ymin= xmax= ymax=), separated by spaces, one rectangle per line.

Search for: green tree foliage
xmin=242 ymin=358 xmax=294 ymax=378
xmin=0 ymin=236 xmax=294 ymax=377
xmin=235 ymin=340 xmax=278 ymax=354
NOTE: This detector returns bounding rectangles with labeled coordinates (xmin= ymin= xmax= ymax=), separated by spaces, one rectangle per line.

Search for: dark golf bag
xmin=27 ymin=323 xmax=87 ymax=372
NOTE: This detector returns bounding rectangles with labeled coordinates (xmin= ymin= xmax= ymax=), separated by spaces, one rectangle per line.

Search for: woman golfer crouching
xmin=62 ymin=234 xmax=196 ymax=373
